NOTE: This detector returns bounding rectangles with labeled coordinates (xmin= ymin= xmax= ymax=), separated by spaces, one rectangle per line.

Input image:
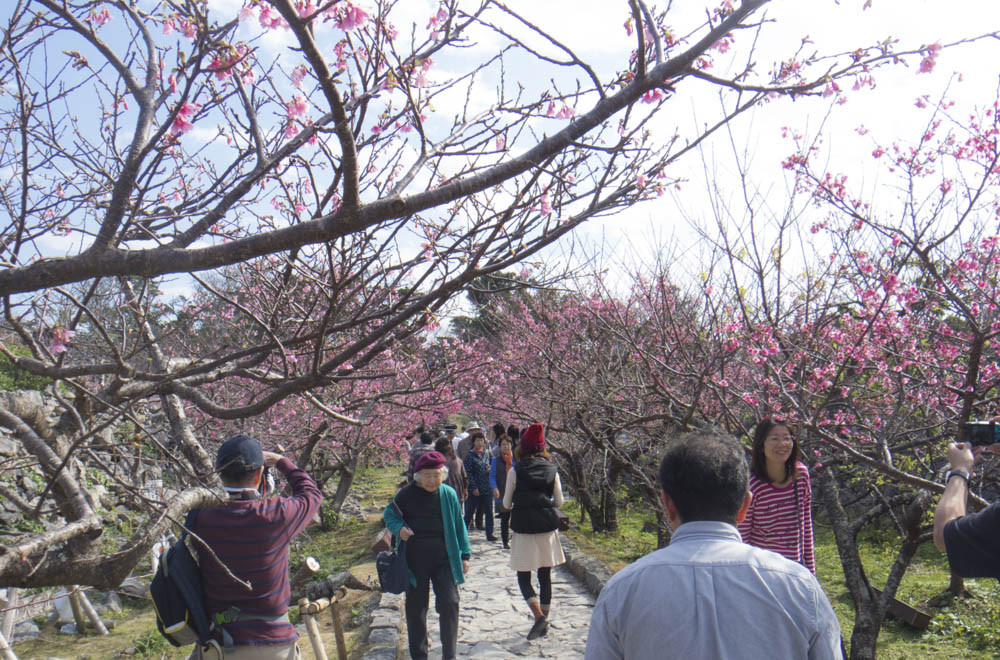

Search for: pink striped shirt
xmin=737 ymin=462 xmax=815 ymax=574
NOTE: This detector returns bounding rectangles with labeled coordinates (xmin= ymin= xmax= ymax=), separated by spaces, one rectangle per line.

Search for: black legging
xmin=516 ymin=567 xmax=552 ymax=606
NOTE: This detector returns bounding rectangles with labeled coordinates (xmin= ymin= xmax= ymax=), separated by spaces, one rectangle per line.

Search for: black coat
xmin=510 ymin=458 xmax=559 ymax=534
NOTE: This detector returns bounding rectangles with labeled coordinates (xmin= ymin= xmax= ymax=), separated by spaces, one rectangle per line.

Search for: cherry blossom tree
xmin=0 ymin=0 xmax=972 ymax=592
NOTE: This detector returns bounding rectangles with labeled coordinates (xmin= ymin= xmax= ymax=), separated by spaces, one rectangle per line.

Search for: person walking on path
xmin=490 ymin=423 xmax=506 ymax=457
xmin=507 ymin=424 xmax=520 ymax=453
xmin=463 ymin=431 xmax=496 ymax=541
xmin=436 ymin=438 xmax=468 ymax=505
xmin=502 ymin=423 xmax=565 ymax=640
xmin=456 ymin=421 xmax=479 ymax=460
xmin=737 ymin=418 xmax=816 ymax=573
xmin=490 ymin=435 xmax=515 ymax=549
xmin=383 ymin=451 xmax=471 ymax=660
xmin=406 ymin=430 xmax=437 ymax=482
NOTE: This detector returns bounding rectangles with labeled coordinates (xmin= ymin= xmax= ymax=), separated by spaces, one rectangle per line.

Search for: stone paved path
xmin=415 ymin=531 xmax=595 ymax=659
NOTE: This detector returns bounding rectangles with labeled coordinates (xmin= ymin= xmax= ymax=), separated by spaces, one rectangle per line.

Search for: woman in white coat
xmin=502 ymin=423 xmax=565 ymax=640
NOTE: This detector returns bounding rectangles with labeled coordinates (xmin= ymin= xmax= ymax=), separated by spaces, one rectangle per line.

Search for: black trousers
xmin=463 ymin=492 xmax=493 ymax=536
xmin=404 ymin=555 xmax=459 ymax=660
xmin=517 ymin=567 xmax=552 ymax=606
xmin=497 ymin=510 xmax=511 ymax=543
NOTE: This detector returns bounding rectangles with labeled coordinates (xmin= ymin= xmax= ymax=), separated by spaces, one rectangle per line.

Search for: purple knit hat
xmin=413 ymin=451 xmax=446 ymax=473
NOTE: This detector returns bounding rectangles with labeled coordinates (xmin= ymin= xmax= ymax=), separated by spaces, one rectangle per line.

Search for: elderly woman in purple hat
xmin=383 ymin=451 xmax=471 ymax=660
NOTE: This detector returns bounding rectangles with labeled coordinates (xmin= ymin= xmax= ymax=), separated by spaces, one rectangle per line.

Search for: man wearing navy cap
xmin=187 ymin=434 xmax=322 ymax=659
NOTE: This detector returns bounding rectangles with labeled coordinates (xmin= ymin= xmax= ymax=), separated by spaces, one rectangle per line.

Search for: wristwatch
xmin=945 ymin=468 xmax=970 ymax=485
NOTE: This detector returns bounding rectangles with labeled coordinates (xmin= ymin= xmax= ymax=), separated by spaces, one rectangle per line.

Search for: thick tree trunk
xmin=815 ymin=466 xmax=877 ymax=660
xmin=816 ymin=465 xmax=931 ymax=660
xmin=601 ymin=463 xmax=621 ymax=533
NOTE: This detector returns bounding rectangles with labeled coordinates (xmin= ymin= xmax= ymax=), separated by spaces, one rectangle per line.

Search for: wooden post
xmin=77 ymin=591 xmax=108 ymax=635
xmin=330 ymin=599 xmax=348 ymax=660
xmin=298 ymin=598 xmax=328 ymax=660
xmin=290 ymin=557 xmax=320 ymax=596
xmin=1 ymin=588 xmax=18 ymax=643
xmin=0 ymin=629 xmax=17 ymax=660
xmin=68 ymin=589 xmax=87 ymax=634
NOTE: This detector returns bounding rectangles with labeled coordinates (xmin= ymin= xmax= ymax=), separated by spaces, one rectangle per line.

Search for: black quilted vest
xmin=510 ymin=458 xmax=559 ymax=534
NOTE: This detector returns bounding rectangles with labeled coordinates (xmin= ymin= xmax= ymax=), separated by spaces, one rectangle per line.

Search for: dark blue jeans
xmin=463 ymin=491 xmax=493 ymax=536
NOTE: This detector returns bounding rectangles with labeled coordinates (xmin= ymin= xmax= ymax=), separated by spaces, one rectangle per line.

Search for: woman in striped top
xmin=737 ymin=418 xmax=815 ymax=574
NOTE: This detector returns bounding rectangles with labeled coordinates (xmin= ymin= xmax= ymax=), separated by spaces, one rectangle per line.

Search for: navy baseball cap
xmin=216 ymin=434 xmax=264 ymax=472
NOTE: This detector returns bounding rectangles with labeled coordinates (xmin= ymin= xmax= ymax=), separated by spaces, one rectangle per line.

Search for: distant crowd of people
xmin=173 ymin=414 xmax=1000 ymax=660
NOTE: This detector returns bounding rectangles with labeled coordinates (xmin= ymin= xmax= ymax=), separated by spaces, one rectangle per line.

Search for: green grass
xmin=560 ymin=498 xmax=659 ymax=572
xmin=563 ymin=499 xmax=1000 ymax=658
xmin=814 ymin=524 xmax=1000 ymax=658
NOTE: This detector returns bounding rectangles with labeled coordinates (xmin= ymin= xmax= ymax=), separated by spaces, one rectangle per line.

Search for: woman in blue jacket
xmin=463 ymin=432 xmax=496 ymax=541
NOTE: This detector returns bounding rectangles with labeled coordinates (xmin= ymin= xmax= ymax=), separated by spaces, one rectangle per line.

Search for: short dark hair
xmin=507 ymin=425 xmax=520 ymax=441
xmin=750 ymin=418 xmax=799 ymax=483
xmin=420 ymin=430 xmax=435 ymax=445
xmin=658 ymin=430 xmax=748 ymax=524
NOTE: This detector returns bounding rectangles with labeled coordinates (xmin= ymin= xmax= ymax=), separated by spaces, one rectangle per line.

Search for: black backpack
xmin=149 ymin=511 xmax=213 ymax=647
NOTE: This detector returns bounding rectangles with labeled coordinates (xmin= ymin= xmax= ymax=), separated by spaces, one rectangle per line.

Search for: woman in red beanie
xmin=502 ymin=423 xmax=565 ymax=640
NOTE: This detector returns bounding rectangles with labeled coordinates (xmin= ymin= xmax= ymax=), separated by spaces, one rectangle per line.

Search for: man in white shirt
xmin=584 ymin=429 xmax=842 ymax=660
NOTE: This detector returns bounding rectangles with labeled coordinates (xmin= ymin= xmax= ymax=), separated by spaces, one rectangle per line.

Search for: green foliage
xmin=561 ymin=498 xmax=657 ymax=571
xmin=0 ymin=344 xmax=51 ymax=391
xmin=132 ymin=628 xmax=171 ymax=657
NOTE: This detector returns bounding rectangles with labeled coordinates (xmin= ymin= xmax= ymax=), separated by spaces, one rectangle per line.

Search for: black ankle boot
xmin=527 ymin=616 xmax=548 ymax=640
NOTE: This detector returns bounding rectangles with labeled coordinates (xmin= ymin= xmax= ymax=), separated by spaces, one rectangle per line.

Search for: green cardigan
xmin=383 ymin=483 xmax=471 ymax=587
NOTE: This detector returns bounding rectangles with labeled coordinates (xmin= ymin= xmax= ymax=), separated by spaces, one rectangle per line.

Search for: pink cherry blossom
xmin=642 ymin=88 xmax=664 ymax=104
xmin=286 ymin=95 xmax=308 ymax=120
xmin=50 ymin=327 xmax=76 ymax=354
xmin=179 ymin=19 xmax=196 ymax=39
xmin=291 ymin=65 xmax=308 ymax=89
xmin=88 ymin=7 xmax=111 ymax=28
xmin=170 ymin=102 xmax=200 ymax=135
xmin=555 ymin=105 xmax=576 ymax=119
xmin=919 ymin=42 xmax=941 ymax=74
xmin=336 ymin=3 xmax=369 ymax=31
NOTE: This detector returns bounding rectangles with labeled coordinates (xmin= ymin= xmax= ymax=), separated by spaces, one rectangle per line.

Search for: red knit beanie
xmin=520 ymin=423 xmax=545 ymax=453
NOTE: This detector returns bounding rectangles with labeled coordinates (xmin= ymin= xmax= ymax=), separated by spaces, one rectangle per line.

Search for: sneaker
xmin=527 ymin=616 xmax=548 ymax=640
xmin=487 ymin=535 xmax=498 ymax=542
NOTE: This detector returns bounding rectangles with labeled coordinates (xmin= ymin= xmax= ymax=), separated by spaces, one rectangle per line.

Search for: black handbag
xmin=376 ymin=499 xmax=409 ymax=594
xmin=554 ymin=508 xmax=570 ymax=531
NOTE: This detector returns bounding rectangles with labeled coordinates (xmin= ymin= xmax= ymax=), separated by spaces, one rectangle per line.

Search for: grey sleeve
xmin=584 ymin=589 xmax=625 ymax=660
xmin=808 ymin=584 xmax=843 ymax=660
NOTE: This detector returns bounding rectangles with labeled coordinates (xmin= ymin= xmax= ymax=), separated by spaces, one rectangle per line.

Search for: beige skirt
xmin=508 ymin=530 xmax=566 ymax=572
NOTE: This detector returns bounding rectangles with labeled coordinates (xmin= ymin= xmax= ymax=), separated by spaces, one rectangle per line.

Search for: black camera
xmin=961 ymin=421 xmax=1000 ymax=447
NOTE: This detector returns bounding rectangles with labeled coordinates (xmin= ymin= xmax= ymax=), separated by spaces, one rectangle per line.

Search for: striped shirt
xmin=191 ymin=458 xmax=322 ymax=647
xmin=737 ymin=462 xmax=815 ymax=574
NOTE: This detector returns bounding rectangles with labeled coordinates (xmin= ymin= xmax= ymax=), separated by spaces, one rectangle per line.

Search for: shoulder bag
xmin=376 ymin=498 xmax=409 ymax=594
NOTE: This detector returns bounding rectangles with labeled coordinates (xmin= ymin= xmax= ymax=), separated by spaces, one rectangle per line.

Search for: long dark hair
xmin=434 ymin=438 xmax=456 ymax=459
xmin=514 ymin=446 xmax=550 ymax=462
xmin=750 ymin=418 xmax=800 ymax=483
